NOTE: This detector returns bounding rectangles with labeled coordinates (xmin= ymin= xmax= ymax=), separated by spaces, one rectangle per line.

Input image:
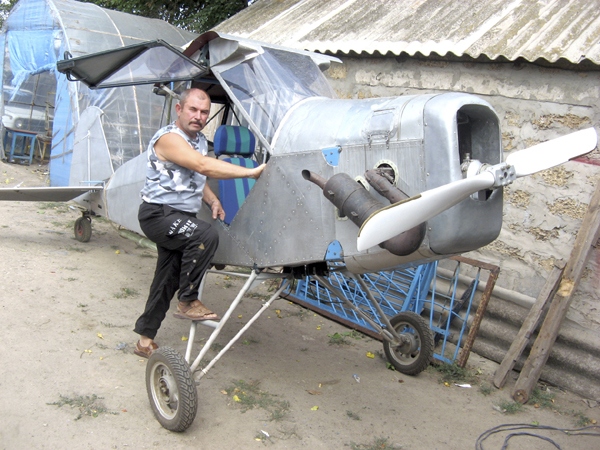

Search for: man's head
xmin=175 ymin=88 xmax=211 ymax=138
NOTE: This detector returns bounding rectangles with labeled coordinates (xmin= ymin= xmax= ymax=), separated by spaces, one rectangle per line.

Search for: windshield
xmin=216 ymin=48 xmax=337 ymax=145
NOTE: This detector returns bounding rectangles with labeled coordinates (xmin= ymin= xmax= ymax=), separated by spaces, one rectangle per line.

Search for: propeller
xmin=357 ymin=127 xmax=598 ymax=252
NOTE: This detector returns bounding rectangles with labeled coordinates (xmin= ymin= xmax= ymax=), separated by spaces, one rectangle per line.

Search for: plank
xmin=512 ymin=182 xmax=600 ymax=403
xmin=492 ymin=262 xmax=564 ymax=389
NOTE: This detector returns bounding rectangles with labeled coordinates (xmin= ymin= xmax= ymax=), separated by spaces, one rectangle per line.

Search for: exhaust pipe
xmin=302 ymin=169 xmax=425 ymax=256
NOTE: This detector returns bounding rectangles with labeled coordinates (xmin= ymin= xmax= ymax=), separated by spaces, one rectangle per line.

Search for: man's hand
xmin=210 ymin=199 xmax=225 ymax=221
xmin=250 ymin=163 xmax=267 ymax=179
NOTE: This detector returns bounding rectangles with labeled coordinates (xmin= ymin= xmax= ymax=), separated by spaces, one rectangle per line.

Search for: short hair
xmin=179 ymin=88 xmax=210 ymax=107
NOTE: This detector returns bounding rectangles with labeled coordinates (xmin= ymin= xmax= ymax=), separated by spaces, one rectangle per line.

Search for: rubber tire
xmin=383 ymin=311 xmax=434 ymax=375
xmin=146 ymin=346 xmax=198 ymax=432
xmin=74 ymin=216 xmax=92 ymax=242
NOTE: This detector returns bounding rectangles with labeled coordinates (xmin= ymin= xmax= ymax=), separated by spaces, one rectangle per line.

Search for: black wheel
xmin=74 ymin=216 xmax=92 ymax=242
xmin=383 ymin=312 xmax=434 ymax=375
xmin=146 ymin=347 xmax=198 ymax=432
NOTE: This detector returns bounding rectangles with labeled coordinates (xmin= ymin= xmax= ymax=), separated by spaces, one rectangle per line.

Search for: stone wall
xmin=325 ymin=55 xmax=600 ymax=332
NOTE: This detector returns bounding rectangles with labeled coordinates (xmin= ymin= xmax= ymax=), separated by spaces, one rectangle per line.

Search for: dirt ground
xmin=1 ymin=160 xmax=599 ymax=450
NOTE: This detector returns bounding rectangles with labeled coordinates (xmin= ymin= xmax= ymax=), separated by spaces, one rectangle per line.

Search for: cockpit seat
xmin=213 ymin=125 xmax=258 ymax=225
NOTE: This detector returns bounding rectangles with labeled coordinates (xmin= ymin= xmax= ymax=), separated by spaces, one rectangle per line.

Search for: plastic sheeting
xmin=1 ymin=0 xmax=197 ymax=185
xmin=213 ymin=46 xmax=337 ymax=145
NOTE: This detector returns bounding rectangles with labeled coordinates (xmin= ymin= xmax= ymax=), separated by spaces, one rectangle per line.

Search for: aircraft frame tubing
xmin=184 ymin=269 xmax=293 ymax=377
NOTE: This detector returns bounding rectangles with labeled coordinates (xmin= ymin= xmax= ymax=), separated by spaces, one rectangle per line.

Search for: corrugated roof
xmin=215 ymin=0 xmax=600 ymax=65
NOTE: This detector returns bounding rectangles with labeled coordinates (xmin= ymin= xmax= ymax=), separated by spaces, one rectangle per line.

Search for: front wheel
xmin=383 ymin=312 xmax=434 ymax=375
xmin=146 ymin=346 xmax=198 ymax=432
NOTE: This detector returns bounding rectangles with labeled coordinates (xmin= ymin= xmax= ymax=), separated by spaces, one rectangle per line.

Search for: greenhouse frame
xmin=0 ymin=0 xmax=197 ymax=185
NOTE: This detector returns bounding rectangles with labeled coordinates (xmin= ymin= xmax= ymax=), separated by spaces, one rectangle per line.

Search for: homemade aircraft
xmin=1 ymin=31 xmax=596 ymax=432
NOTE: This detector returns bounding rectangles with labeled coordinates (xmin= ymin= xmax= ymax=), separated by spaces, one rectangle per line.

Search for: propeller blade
xmin=506 ymin=127 xmax=597 ymax=177
xmin=357 ymin=171 xmax=495 ymax=251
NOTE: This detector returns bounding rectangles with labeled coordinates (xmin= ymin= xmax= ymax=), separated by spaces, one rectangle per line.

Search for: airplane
xmin=1 ymin=31 xmax=597 ymax=432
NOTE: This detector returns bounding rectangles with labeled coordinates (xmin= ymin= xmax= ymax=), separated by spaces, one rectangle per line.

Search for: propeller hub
xmin=485 ymin=162 xmax=517 ymax=188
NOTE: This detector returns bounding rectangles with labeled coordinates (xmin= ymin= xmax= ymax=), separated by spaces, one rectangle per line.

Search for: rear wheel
xmin=74 ymin=216 xmax=92 ymax=242
xmin=383 ymin=312 xmax=434 ymax=375
xmin=146 ymin=346 xmax=198 ymax=432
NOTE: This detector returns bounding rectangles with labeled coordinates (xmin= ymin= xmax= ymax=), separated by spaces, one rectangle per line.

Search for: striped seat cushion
xmin=214 ymin=125 xmax=256 ymax=158
xmin=213 ymin=125 xmax=258 ymax=224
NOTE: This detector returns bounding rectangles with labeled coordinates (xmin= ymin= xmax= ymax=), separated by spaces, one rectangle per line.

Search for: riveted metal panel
xmin=210 ymin=150 xmax=336 ymax=268
xmin=331 ymin=141 xmax=426 ymax=259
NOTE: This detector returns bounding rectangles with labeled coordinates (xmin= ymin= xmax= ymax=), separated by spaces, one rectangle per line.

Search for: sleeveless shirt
xmin=140 ymin=123 xmax=208 ymax=213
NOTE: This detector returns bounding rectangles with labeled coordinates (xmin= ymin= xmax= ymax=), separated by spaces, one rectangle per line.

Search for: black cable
xmin=476 ymin=423 xmax=600 ymax=450
xmin=500 ymin=432 xmax=561 ymax=450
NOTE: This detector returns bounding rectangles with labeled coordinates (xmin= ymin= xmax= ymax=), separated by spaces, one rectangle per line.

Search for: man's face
xmin=176 ymin=90 xmax=211 ymax=137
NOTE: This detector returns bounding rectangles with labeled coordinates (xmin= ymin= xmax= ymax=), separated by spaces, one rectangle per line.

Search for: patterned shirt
xmin=140 ymin=123 xmax=208 ymax=213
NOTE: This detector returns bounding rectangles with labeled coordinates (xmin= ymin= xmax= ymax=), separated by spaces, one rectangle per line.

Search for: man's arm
xmin=155 ymin=133 xmax=266 ymax=179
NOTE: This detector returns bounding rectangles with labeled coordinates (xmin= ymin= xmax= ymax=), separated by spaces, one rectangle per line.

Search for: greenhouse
xmin=0 ymin=0 xmax=197 ymax=185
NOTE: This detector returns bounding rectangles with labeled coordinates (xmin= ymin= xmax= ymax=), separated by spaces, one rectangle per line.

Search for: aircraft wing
xmin=0 ymin=186 xmax=102 ymax=202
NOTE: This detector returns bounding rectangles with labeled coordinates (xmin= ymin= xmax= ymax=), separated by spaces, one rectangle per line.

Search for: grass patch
xmin=224 ymin=379 xmax=290 ymax=421
xmin=211 ymin=342 xmax=224 ymax=352
xmin=66 ymin=246 xmax=87 ymax=253
xmin=573 ymin=411 xmax=595 ymax=427
xmin=288 ymin=305 xmax=311 ymax=321
xmin=246 ymin=292 xmax=270 ymax=300
xmin=262 ymin=278 xmax=281 ymax=292
xmin=254 ymin=431 xmax=269 ymax=442
xmin=51 ymin=221 xmax=68 ymax=228
xmin=101 ymin=321 xmax=127 ymax=328
xmin=48 ymin=394 xmax=116 ymax=420
xmin=350 ymin=436 xmax=402 ymax=450
xmin=38 ymin=202 xmax=69 ymax=213
xmin=246 ymin=279 xmax=282 ymax=300
xmin=530 ymin=387 xmax=556 ymax=409
xmin=495 ymin=400 xmax=523 ymax=414
xmin=432 ymin=362 xmax=474 ymax=384
xmin=113 ymin=287 xmax=139 ymax=299
xmin=479 ymin=383 xmax=493 ymax=396
xmin=328 ymin=330 xmax=364 ymax=345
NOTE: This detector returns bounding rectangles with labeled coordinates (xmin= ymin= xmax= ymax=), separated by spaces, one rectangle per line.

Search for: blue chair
xmin=5 ymin=129 xmax=37 ymax=165
xmin=213 ymin=125 xmax=259 ymax=225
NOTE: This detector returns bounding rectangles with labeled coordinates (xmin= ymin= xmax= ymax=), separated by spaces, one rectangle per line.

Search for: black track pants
xmin=134 ymin=202 xmax=219 ymax=339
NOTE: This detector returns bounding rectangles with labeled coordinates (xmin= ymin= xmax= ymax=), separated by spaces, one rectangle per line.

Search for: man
xmin=133 ymin=88 xmax=266 ymax=358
